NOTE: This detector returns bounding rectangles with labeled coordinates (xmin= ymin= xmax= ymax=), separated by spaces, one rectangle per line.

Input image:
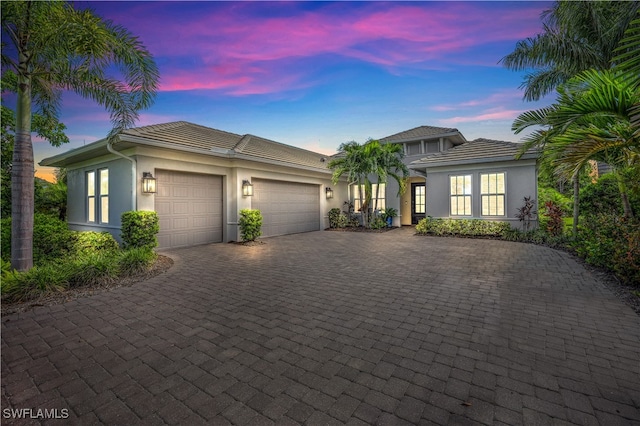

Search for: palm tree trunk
xmin=11 ymin=70 xmax=34 ymax=271
xmin=572 ymin=174 xmax=579 ymax=238
xmin=615 ymin=173 xmax=634 ymax=219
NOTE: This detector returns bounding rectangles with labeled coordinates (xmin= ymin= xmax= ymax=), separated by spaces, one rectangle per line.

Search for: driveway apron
xmin=2 ymin=227 xmax=639 ymax=425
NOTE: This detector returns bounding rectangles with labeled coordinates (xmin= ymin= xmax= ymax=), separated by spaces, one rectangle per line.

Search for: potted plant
xmin=381 ymin=207 xmax=398 ymax=227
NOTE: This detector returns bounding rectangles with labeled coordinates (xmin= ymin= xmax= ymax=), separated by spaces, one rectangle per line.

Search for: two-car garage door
xmin=252 ymin=179 xmax=320 ymax=238
xmin=154 ymin=172 xmax=320 ymax=248
xmin=155 ymin=170 xmax=223 ymax=249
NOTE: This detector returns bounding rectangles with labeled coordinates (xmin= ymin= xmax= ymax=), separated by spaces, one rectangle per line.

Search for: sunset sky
xmin=26 ymin=1 xmax=553 ymax=181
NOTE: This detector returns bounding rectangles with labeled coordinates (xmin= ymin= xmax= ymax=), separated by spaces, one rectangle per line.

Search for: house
xmin=377 ymin=126 xmax=538 ymax=228
xmin=40 ymin=121 xmax=347 ymax=248
xmin=40 ymin=121 xmax=538 ymax=249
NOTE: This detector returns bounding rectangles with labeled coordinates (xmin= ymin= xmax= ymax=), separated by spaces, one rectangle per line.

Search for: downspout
xmin=107 ymin=139 xmax=137 ymax=210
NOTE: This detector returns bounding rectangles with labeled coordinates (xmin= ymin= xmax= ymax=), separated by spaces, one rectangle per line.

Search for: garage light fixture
xmin=142 ymin=172 xmax=157 ymax=194
xmin=242 ymin=180 xmax=254 ymax=197
xmin=325 ymin=187 xmax=334 ymax=199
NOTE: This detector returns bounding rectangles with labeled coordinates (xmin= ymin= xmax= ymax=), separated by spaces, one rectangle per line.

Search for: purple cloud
xmin=90 ymin=2 xmax=545 ymax=95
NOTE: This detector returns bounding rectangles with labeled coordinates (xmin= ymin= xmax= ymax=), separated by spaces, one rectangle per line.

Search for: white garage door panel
xmin=252 ymin=179 xmax=320 ymax=238
xmin=155 ymin=170 xmax=223 ymax=248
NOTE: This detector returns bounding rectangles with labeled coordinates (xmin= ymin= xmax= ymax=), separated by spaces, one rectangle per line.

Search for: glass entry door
xmin=411 ymin=182 xmax=426 ymax=224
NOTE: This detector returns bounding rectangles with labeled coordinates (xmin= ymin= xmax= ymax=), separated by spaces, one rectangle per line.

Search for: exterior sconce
xmin=142 ymin=172 xmax=157 ymax=194
xmin=242 ymin=180 xmax=254 ymax=197
xmin=325 ymin=187 xmax=334 ymax=199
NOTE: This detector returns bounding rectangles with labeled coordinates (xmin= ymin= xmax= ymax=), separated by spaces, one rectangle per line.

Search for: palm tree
xmin=370 ymin=140 xmax=409 ymax=213
xmin=328 ymin=141 xmax=373 ymax=226
xmin=2 ymin=1 xmax=159 ymax=270
xmin=500 ymin=1 xmax=639 ymax=101
xmin=328 ymin=139 xmax=408 ymax=228
xmin=513 ymin=69 xmax=639 ymax=221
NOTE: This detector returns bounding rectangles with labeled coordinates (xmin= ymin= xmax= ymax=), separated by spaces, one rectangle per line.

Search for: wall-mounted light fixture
xmin=242 ymin=180 xmax=254 ymax=197
xmin=142 ymin=172 xmax=157 ymax=194
xmin=325 ymin=187 xmax=334 ymax=199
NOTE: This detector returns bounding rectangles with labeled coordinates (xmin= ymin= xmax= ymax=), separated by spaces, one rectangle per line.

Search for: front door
xmin=411 ymin=182 xmax=426 ymax=224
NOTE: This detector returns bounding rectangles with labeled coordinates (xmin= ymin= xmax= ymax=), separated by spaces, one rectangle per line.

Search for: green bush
xmin=328 ymin=208 xmax=342 ymax=228
xmin=1 ymin=262 xmax=71 ymax=303
xmin=68 ymin=251 xmax=120 ymax=287
xmin=538 ymin=186 xmax=572 ymax=216
xmin=574 ymin=214 xmax=640 ymax=284
xmin=70 ymin=231 xmax=119 ymax=255
xmin=415 ymin=217 xmax=511 ymax=237
xmin=118 ymin=247 xmax=157 ymax=275
xmin=1 ymin=214 xmax=72 ymax=264
xmin=239 ymin=209 xmax=263 ymax=242
xmin=121 ymin=211 xmax=159 ymax=249
xmin=369 ymin=216 xmax=387 ymax=230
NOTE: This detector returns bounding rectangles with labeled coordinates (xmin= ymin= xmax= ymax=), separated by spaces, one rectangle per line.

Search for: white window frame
xmin=450 ymin=175 xmax=472 ymax=216
xmin=481 ymin=172 xmax=506 ymax=216
xmin=87 ymin=171 xmax=96 ymax=223
xmin=353 ymin=183 xmax=386 ymax=212
xmin=86 ymin=168 xmax=109 ymax=224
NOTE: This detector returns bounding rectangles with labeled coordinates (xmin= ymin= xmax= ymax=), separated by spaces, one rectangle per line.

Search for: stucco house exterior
xmin=40 ymin=121 xmax=538 ymax=249
xmin=40 ymin=121 xmax=347 ymax=248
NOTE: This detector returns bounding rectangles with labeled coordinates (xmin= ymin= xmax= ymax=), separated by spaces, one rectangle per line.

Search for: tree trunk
xmin=572 ymin=174 xmax=579 ymax=238
xmin=615 ymin=171 xmax=634 ymax=219
xmin=11 ymin=57 xmax=34 ymax=271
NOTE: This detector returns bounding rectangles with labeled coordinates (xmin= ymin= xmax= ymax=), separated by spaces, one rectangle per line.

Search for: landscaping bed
xmin=1 ymin=255 xmax=173 ymax=315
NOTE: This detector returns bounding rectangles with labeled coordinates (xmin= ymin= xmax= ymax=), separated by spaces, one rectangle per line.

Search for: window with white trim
xmin=481 ymin=172 xmax=505 ymax=216
xmin=450 ymin=175 xmax=472 ymax=216
xmin=353 ymin=183 xmax=386 ymax=212
xmin=87 ymin=171 xmax=96 ymax=222
xmin=87 ymin=168 xmax=109 ymax=223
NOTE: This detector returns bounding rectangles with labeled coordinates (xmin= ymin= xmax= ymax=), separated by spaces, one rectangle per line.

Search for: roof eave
xmin=382 ymin=131 xmax=465 ymax=144
xmin=409 ymin=153 xmax=538 ymax=170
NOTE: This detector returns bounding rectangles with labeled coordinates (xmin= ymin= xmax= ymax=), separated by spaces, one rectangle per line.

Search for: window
xmin=481 ymin=172 xmax=505 ymax=216
xmin=87 ymin=171 xmax=96 ymax=222
xmin=353 ymin=183 xmax=386 ymax=212
xmin=426 ymin=141 xmax=439 ymax=153
xmin=87 ymin=168 xmax=109 ymax=223
xmin=99 ymin=169 xmax=109 ymax=223
xmin=406 ymin=142 xmax=421 ymax=155
xmin=450 ymin=175 xmax=472 ymax=216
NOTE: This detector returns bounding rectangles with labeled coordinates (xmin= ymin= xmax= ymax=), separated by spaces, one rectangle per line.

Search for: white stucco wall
xmin=422 ymin=160 xmax=537 ymax=229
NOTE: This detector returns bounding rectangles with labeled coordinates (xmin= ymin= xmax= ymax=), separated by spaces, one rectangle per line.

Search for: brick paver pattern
xmin=2 ymin=228 xmax=639 ymax=425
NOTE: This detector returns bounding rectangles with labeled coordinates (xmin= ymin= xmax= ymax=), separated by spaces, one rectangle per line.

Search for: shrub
xmin=1 ymin=262 xmax=71 ymax=303
xmin=416 ymin=217 xmax=511 ymax=237
xmin=369 ymin=216 xmax=387 ymax=230
xmin=121 ymin=211 xmax=159 ymax=249
xmin=328 ymin=208 xmax=342 ymax=228
xmin=515 ymin=196 xmax=537 ymax=232
xmin=543 ymin=201 xmax=564 ymax=237
xmin=70 ymin=231 xmax=119 ymax=255
xmin=1 ymin=214 xmax=72 ymax=264
xmin=574 ymin=214 xmax=640 ymax=285
xmin=68 ymin=251 xmax=120 ymax=287
xmin=538 ymin=186 xmax=572 ymax=216
xmin=118 ymin=247 xmax=157 ymax=275
xmin=239 ymin=209 xmax=263 ymax=242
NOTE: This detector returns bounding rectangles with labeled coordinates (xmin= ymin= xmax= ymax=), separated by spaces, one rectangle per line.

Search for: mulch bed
xmin=325 ymin=226 xmax=400 ymax=233
xmin=1 ymin=255 xmax=174 ymax=316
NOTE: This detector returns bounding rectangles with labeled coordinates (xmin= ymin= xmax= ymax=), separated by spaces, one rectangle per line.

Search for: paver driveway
xmin=2 ymin=227 xmax=639 ymax=425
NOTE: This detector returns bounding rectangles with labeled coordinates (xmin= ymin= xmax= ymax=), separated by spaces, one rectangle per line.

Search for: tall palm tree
xmin=2 ymin=1 xmax=159 ymax=270
xmin=370 ymin=140 xmax=409 ymax=213
xmin=328 ymin=141 xmax=373 ymax=226
xmin=501 ymin=1 xmax=639 ymax=101
xmin=328 ymin=139 xmax=408 ymax=227
xmin=513 ymin=69 xmax=639 ymax=220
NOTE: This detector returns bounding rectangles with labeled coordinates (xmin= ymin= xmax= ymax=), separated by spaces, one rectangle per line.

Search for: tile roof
xmin=119 ymin=121 xmax=330 ymax=171
xmin=379 ymin=125 xmax=461 ymax=143
xmin=410 ymin=138 xmax=538 ymax=169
